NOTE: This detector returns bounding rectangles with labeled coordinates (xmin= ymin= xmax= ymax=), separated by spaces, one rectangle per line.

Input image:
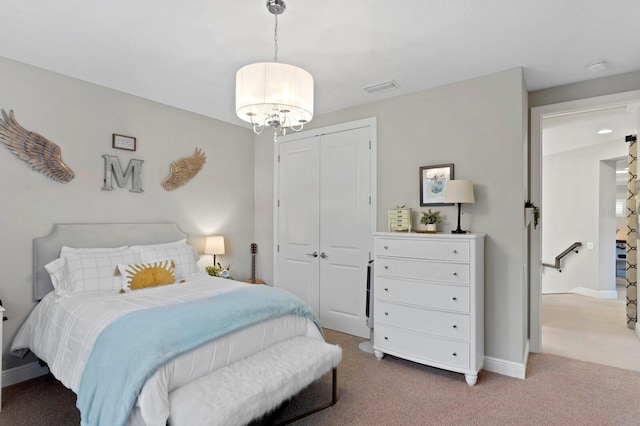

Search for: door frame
xmin=529 ymin=89 xmax=640 ymax=353
xmin=273 ymin=117 xmax=378 ymax=291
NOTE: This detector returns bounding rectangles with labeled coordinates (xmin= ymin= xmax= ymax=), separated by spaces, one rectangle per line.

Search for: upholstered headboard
xmin=33 ymin=223 xmax=188 ymax=301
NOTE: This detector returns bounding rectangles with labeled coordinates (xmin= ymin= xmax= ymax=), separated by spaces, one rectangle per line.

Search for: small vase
xmin=426 ymin=223 xmax=437 ymax=232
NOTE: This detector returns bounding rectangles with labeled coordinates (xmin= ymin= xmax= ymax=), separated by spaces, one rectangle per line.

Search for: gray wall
xmin=255 ymin=68 xmax=529 ymax=364
xmin=0 ymin=57 xmax=255 ymax=370
xmin=529 ymin=70 xmax=640 ymax=108
xmin=542 ymin=140 xmax=625 ymax=294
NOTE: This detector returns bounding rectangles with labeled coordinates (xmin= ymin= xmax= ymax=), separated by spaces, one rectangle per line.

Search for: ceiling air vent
xmin=363 ymin=80 xmax=400 ymax=94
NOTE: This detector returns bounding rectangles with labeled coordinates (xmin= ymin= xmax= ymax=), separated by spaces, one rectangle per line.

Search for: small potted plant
xmin=420 ymin=209 xmax=442 ymax=232
xmin=525 ymin=200 xmax=540 ymax=229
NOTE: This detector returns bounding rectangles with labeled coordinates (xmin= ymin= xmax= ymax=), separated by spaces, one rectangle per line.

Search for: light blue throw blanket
xmin=76 ymin=285 xmax=320 ymax=426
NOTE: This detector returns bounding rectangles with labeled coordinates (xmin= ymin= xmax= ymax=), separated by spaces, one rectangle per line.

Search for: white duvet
xmin=11 ymin=275 xmax=321 ymax=425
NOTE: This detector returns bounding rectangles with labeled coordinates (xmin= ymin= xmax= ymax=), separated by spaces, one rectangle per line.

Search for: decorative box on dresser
xmin=373 ymin=232 xmax=485 ymax=386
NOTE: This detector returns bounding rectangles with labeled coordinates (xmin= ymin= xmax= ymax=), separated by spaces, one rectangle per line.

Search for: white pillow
xmin=133 ymin=242 xmax=201 ymax=280
xmin=44 ymin=257 xmax=70 ymax=296
xmin=62 ymin=248 xmax=139 ymax=294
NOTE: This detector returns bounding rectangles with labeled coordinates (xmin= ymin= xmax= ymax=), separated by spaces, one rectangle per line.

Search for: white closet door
xmin=277 ymin=137 xmax=321 ymax=316
xmin=318 ymin=128 xmax=371 ymax=338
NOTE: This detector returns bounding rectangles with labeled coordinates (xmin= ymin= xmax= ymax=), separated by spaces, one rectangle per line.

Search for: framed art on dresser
xmin=420 ymin=163 xmax=454 ymax=206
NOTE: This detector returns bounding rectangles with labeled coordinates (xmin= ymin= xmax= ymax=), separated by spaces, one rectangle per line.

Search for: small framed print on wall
xmin=112 ymin=134 xmax=136 ymax=151
xmin=420 ymin=163 xmax=454 ymax=206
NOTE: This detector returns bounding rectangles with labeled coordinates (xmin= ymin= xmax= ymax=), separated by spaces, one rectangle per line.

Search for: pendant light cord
xmin=274 ymin=12 xmax=279 ymax=63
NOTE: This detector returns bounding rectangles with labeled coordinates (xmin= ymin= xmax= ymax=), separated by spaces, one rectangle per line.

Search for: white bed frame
xmin=32 ymin=223 xmax=341 ymax=424
xmin=33 ymin=223 xmax=186 ymax=300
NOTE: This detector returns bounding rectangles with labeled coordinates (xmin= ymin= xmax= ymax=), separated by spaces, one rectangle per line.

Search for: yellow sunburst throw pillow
xmin=116 ymin=259 xmax=177 ymax=292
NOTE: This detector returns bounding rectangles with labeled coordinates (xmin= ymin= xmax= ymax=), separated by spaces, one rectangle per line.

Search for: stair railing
xmin=542 ymin=242 xmax=582 ymax=272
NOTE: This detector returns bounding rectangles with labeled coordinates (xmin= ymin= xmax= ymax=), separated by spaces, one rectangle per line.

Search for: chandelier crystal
xmin=235 ymin=0 xmax=314 ymax=141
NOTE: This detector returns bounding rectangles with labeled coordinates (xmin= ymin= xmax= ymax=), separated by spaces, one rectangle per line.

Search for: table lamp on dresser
xmin=444 ymin=179 xmax=475 ymax=234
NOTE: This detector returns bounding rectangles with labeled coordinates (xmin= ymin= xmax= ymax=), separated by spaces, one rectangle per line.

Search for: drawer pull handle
xmin=452 ymin=297 xmax=457 ymax=301
xmin=383 ymin=245 xmax=389 ymax=250
xmin=385 ymin=288 xmax=389 ymax=292
xmin=384 ymin=336 xmax=389 ymax=340
xmin=452 ymin=272 xmax=458 ymax=276
xmin=384 ymin=265 xmax=389 ymax=269
xmin=452 ymin=249 xmax=457 ymax=254
xmin=384 ymin=312 xmax=389 ymax=316
xmin=452 ymin=352 xmax=457 ymax=357
xmin=452 ymin=324 xmax=457 ymax=328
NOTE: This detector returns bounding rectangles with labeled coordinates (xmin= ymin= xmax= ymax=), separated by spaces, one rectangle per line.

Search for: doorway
xmin=530 ymin=90 xmax=640 ymax=361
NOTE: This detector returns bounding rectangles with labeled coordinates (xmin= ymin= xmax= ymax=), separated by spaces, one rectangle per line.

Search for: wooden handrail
xmin=542 ymin=242 xmax=582 ymax=272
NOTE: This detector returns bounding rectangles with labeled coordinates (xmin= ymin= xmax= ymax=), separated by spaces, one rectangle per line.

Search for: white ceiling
xmin=0 ymin=1 xmax=639 ymax=128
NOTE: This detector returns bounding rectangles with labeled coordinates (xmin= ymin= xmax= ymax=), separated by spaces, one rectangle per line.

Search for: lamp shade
xmin=445 ymin=180 xmax=475 ymax=204
xmin=205 ymin=236 xmax=225 ymax=255
xmin=236 ymin=62 xmax=314 ymax=127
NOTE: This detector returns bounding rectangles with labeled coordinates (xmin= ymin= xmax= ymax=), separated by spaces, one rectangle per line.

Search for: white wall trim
xmin=573 ymin=286 xmax=618 ymax=299
xmin=529 ymin=89 xmax=640 ymax=354
xmin=2 ymin=362 xmax=49 ymax=387
xmin=484 ymin=339 xmax=528 ymax=380
xmin=484 ymin=356 xmax=526 ymax=380
xmin=635 ymin=322 xmax=640 ymax=339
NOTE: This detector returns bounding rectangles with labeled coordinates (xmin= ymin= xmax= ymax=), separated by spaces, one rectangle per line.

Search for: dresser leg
xmin=374 ymin=350 xmax=384 ymax=360
xmin=465 ymin=374 xmax=477 ymax=386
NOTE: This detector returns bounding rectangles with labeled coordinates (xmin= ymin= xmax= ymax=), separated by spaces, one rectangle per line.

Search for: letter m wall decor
xmin=102 ymin=155 xmax=144 ymax=193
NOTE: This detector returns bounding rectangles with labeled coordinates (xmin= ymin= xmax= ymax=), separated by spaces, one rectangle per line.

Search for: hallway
xmin=542 ymin=281 xmax=640 ymax=371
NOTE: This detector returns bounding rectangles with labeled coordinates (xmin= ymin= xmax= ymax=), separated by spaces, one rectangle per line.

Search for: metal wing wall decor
xmin=0 ymin=109 xmax=75 ymax=183
xmin=161 ymin=147 xmax=206 ymax=191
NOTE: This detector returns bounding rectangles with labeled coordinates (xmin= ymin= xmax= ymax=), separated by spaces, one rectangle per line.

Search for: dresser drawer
xmin=376 ymin=238 xmax=469 ymax=262
xmin=377 ymin=300 xmax=470 ymax=340
xmin=376 ymin=257 xmax=469 ymax=285
xmin=375 ymin=324 xmax=470 ymax=369
xmin=376 ymin=276 xmax=470 ymax=312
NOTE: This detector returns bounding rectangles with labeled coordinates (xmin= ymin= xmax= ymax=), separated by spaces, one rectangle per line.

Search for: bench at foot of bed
xmin=168 ymin=336 xmax=342 ymax=426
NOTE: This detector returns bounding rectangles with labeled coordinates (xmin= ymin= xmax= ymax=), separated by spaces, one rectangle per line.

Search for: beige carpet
xmin=542 ymin=281 xmax=640 ymax=372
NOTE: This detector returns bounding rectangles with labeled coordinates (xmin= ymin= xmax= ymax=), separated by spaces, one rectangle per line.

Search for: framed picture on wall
xmin=420 ymin=163 xmax=454 ymax=206
xmin=112 ymin=134 xmax=136 ymax=151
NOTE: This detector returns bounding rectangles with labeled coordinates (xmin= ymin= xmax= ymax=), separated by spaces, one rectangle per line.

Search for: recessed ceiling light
xmin=586 ymin=60 xmax=608 ymax=73
xmin=597 ymin=128 xmax=613 ymax=134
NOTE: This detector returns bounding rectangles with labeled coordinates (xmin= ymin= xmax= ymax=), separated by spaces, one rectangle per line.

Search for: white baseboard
xmin=484 ymin=341 xmax=529 ymax=380
xmin=2 ymin=362 xmax=49 ymax=387
xmin=573 ymin=287 xmax=618 ymax=299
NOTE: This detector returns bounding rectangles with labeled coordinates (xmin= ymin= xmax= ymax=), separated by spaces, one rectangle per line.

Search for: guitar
xmin=245 ymin=243 xmax=265 ymax=285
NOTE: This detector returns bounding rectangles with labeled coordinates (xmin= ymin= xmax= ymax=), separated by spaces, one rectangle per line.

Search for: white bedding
xmin=11 ymin=275 xmax=321 ymax=425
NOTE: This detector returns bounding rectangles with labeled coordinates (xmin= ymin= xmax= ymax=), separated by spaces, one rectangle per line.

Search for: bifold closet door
xmin=318 ymin=128 xmax=371 ymax=338
xmin=277 ymin=137 xmax=321 ymax=316
xmin=277 ymin=127 xmax=371 ymax=338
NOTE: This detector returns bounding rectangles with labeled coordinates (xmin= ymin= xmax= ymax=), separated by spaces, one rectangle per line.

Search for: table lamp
xmin=444 ymin=180 xmax=475 ymax=234
xmin=205 ymin=235 xmax=225 ymax=265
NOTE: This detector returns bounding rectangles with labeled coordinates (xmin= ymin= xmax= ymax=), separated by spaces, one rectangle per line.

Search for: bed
xmin=11 ymin=223 xmax=341 ymax=425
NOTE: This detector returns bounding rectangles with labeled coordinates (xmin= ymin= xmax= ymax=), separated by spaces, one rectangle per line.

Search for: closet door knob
xmin=452 ymin=297 xmax=457 ymax=301
xmin=384 ymin=288 xmax=389 ymax=292
xmin=452 ymin=324 xmax=457 ymax=329
xmin=452 ymin=272 xmax=458 ymax=276
xmin=452 ymin=352 xmax=458 ymax=357
xmin=452 ymin=249 xmax=457 ymax=254
xmin=384 ymin=336 xmax=389 ymax=340
xmin=306 ymin=251 xmax=318 ymax=257
xmin=383 ymin=245 xmax=389 ymax=250
xmin=384 ymin=312 xmax=389 ymax=316
xmin=319 ymin=252 xmax=328 ymax=259
xmin=384 ymin=265 xmax=389 ymax=269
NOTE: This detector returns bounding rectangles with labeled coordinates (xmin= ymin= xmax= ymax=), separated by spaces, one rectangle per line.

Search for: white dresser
xmin=373 ymin=232 xmax=485 ymax=386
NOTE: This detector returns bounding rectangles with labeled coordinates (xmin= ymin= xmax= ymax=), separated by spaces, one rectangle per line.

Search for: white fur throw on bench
xmin=168 ymin=336 xmax=342 ymax=426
